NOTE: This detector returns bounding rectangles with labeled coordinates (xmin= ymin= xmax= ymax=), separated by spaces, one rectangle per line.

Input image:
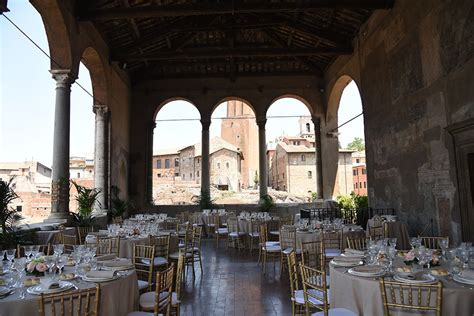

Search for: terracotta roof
xmin=193 ymin=137 xmax=241 ymax=157
xmin=277 ymin=142 xmax=315 ymax=153
xmin=153 ymin=148 xmax=180 ymax=156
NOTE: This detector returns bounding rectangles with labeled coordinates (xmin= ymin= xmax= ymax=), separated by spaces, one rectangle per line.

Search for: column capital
xmin=201 ymin=119 xmax=211 ymax=130
xmin=256 ymin=117 xmax=267 ymax=128
xmin=93 ymin=105 xmax=109 ymax=116
xmin=50 ymin=69 xmax=75 ymax=88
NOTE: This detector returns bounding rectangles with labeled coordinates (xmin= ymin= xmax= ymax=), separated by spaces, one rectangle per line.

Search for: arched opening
xmin=209 ymin=99 xmax=258 ymax=203
xmin=152 ymin=100 xmax=201 ymax=205
xmin=331 ymin=78 xmax=367 ymax=202
xmin=266 ymin=97 xmax=315 ymax=203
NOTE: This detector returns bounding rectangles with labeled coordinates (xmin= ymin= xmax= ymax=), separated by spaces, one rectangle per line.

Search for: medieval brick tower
xmin=221 ymin=100 xmax=259 ymax=189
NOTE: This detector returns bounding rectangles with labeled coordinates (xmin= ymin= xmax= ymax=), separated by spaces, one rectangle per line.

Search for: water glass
xmin=31 ymin=245 xmax=40 ymax=258
xmin=53 ymin=244 xmax=64 ymax=256
xmin=56 ymin=255 xmax=68 ymax=272
xmin=449 ymin=260 xmax=462 ymax=276
xmin=24 ymin=246 xmax=32 ymax=260
xmin=389 ymin=238 xmax=397 ymax=249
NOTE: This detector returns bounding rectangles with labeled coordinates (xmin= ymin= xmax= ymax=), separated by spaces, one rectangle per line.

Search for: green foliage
xmin=337 ymin=192 xmax=369 ymax=226
xmin=71 ymin=181 xmax=100 ymax=227
xmin=108 ymin=186 xmax=133 ymax=219
xmin=258 ymin=194 xmax=275 ymax=212
xmin=311 ymin=192 xmax=319 ymax=202
xmin=253 ymin=171 xmax=259 ymax=186
xmin=0 ymin=177 xmax=22 ymax=235
xmin=347 ymin=137 xmax=365 ymax=151
xmin=194 ymin=190 xmax=215 ymax=210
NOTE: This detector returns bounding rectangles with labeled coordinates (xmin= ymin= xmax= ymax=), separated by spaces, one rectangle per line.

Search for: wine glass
xmin=387 ymin=246 xmax=397 ymax=273
xmin=31 ymin=245 xmax=40 ymax=259
xmin=13 ymin=270 xmax=26 ymax=299
xmin=24 ymin=246 xmax=32 ymax=261
xmin=6 ymin=249 xmax=16 ymax=268
xmin=56 ymin=255 xmax=68 ymax=273
xmin=53 ymin=244 xmax=64 ymax=256
xmin=389 ymin=238 xmax=397 ymax=249
xmin=439 ymin=239 xmax=449 ymax=260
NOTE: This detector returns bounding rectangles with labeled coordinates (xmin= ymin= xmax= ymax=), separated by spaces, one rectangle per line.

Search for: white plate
xmin=101 ymin=265 xmax=134 ymax=271
xmin=393 ymin=273 xmax=437 ymax=284
xmin=331 ymin=259 xmax=363 ymax=267
xmin=0 ymin=286 xmax=11 ymax=296
xmin=348 ymin=265 xmax=386 ymax=277
xmin=82 ymin=275 xmax=119 ymax=283
xmin=341 ymin=253 xmax=365 ymax=258
xmin=453 ymin=274 xmax=474 ymax=285
xmin=27 ymin=281 xmax=75 ymax=295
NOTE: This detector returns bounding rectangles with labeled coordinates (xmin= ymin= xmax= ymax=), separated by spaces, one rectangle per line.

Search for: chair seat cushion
xmin=282 ymin=248 xmax=302 ymax=255
xmin=325 ymin=249 xmax=342 ymax=257
xmin=137 ymin=280 xmax=149 ymax=291
xmin=264 ymin=241 xmax=280 ymax=247
xmin=263 ymin=245 xmax=282 ymax=252
xmin=249 ymin=232 xmax=260 ymax=237
xmin=140 ymin=291 xmax=179 ymax=310
xmin=269 ymin=230 xmax=280 ymax=235
xmin=294 ymin=289 xmax=330 ymax=305
xmin=141 ymin=256 xmax=168 ymax=266
xmin=229 ymin=231 xmax=246 ymax=237
xmin=207 ymin=223 xmax=216 ymax=227
xmin=312 ymin=308 xmax=356 ymax=316
xmin=169 ymin=251 xmax=193 ymax=259
xmin=217 ymin=228 xmax=228 ymax=234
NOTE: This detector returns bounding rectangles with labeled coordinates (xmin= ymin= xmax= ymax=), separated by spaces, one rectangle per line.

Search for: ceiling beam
xmin=80 ymin=1 xmax=395 ymax=20
xmin=113 ymin=47 xmax=353 ymax=62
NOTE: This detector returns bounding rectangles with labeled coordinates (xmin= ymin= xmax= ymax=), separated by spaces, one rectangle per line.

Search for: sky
xmin=1 ymin=1 xmax=364 ymax=166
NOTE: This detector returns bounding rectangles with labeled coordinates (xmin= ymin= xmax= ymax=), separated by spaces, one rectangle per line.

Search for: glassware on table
xmin=56 ymin=255 xmax=68 ymax=272
xmin=439 ymin=239 xmax=449 ymax=260
xmin=13 ymin=270 xmax=26 ymax=299
xmin=76 ymin=263 xmax=90 ymax=280
xmin=24 ymin=246 xmax=32 ymax=260
xmin=53 ymin=244 xmax=64 ymax=256
xmin=13 ymin=257 xmax=26 ymax=272
xmin=31 ymin=245 xmax=40 ymax=259
xmin=389 ymin=238 xmax=397 ymax=249
xmin=387 ymin=246 xmax=397 ymax=272
xmin=449 ymin=260 xmax=462 ymax=276
xmin=6 ymin=249 xmax=16 ymax=268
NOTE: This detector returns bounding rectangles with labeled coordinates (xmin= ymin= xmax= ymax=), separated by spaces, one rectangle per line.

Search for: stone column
xmin=312 ymin=116 xmax=324 ymax=199
xmin=201 ymin=119 xmax=211 ymax=195
xmin=93 ymin=105 xmax=109 ymax=215
xmin=47 ymin=70 xmax=75 ymax=222
xmin=147 ymin=122 xmax=156 ymax=204
xmin=257 ymin=117 xmax=268 ymax=198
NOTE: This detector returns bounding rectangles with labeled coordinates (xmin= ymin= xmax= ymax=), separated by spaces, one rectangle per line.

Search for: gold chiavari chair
xmin=279 ymin=215 xmax=294 ymax=227
xmin=17 ymin=244 xmax=51 ymax=258
xmin=192 ymin=226 xmax=203 ymax=274
xmin=189 ymin=212 xmax=203 ymax=227
xmin=215 ymin=216 xmax=228 ymax=248
xmin=368 ymin=216 xmax=385 ymax=241
xmin=176 ymin=222 xmax=191 ymax=244
xmin=346 ymin=236 xmax=368 ymax=251
xmin=76 ymin=226 xmax=96 ymax=245
xmin=133 ymin=244 xmax=155 ymax=293
xmin=300 ymin=264 xmax=356 ymax=316
xmin=38 ymin=285 xmax=101 ymax=316
xmin=301 ymin=241 xmax=325 ymax=270
xmin=419 ymin=236 xmax=449 ymax=250
xmin=286 ymin=250 xmax=305 ymax=316
xmin=248 ymin=219 xmax=263 ymax=252
xmin=89 ymin=236 xmax=120 ymax=257
xmin=169 ymin=229 xmax=194 ymax=279
xmin=163 ymin=218 xmax=180 ymax=231
xmin=227 ymin=217 xmax=246 ymax=250
xmin=60 ymin=233 xmax=78 ymax=254
xmin=206 ymin=213 xmax=220 ymax=237
xmin=259 ymin=224 xmax=281 ymax=274
xmin=322 ymin=229 xmax=343 ymax=261
xmin=279 ymin=225 xmax=298 ymax=276
xmin=177 ymin=211 xmax=190 ymax=224
xmin=127 ymin=264 xmax=175 ymax=316
xmin=139 ymin=253 xmax=185 ymax=315
xmin=148 ymin=234 xmax=170 ymax=270
xmin=379 ymin=278 xmax=443 ymax=316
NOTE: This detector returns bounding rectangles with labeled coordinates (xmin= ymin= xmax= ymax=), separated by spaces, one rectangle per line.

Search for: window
xmin=354 ymin=184 xmax=356 ymax=190
xmin=157 ymin=174 xmax=161 ymax=178
xmin=190 ymin=173 xmax=192 ymax=178
xmin=359 ymin=182 xmax=362 ymax=188
xmin=356 ymin=158 xmax=360 ymax=163
xmin=175 ymin=173 xmax=179 ymax=177
xmin=157 ymin=160 xmax=162 ymax=168
xmin=197 ymin=171 xmax=200 ymax=177
xmin=226 ymin=162 xmax=229 ymax=169
xmin=306 ymin=123 xmax=311 ymax=133
xmin=175 ymin=158 xmax=179 ymax=167
xmin=308 ymin=171 xmax=312 ymax=179
xmin=355 ymin=182 xmax=358 ymax=189
xmin=77 ymin=173 xmax=81 ymax=178
xmin=197 ymin=158 xmax=200 ymax=164
xmin=362 ymin=169 xmax=366 ymax=175
xmin=364 ymin=181 xmax=367 ymax=188
xmin=183 ymin=174 xmax=185 ymax=180
xmin=353 ymin=170 xmax=357 ymax=176
xmin=301 ymin=154 xmax=305 ymax=161
xmin=217 ymin=163 xmax=220 ymax=169
xmin=16 ymin=205 xmax=22 ymax=212
xmin=283 ymin=172 xmax=285 ymax=179
xmin=165 ymin=159 xmax=170 ymax=168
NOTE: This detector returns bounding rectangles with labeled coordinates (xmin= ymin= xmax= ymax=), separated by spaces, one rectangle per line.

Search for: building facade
xmin=353 ymin=164 xmax=367 ymax=196
xmin=333 ymin=150 xmax=356 ymax=197
xmin=152 ymin=149 xmax=179 ymax=180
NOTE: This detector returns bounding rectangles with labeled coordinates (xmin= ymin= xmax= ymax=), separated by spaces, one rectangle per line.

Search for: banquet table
xmin=36 ymin=227 xmax=76 ymax=245
xmin=366 ymin=220 xmax=410 ymax=250
xmin=0 ymin=266 xmax=139 ymax=316
xmin=329 ymin=258 xmax=474 ymax=316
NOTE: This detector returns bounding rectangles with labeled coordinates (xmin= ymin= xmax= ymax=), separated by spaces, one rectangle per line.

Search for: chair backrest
xmin=259 ymin=224 xmax=269 ymax=249
xmin=149 ymin=234 xmax=170 ymax=258
xmin=190 ymin=213 xmax=202 ymax=226
xmin=419 ymin=237 xmax=448 ymax=250
xmin=154 ymin=264 xmax=175 ymax=315
xmin=379 ymin=278 xmax=442 ymax=316
xmin=181 ymin=228 xmax=194 ymax=253
xmin=280 ymin=225 xmax=297 ymax=250
xmin=77 ymin=226 xmax=95 ymax=245
xmin=226 ymin=217 xmax=239 ymax=233
xmin=193 ymin=226 xmax=203 ymax=249
xmin=133 ymin=244 xmax=155 ymax=292
xmin=250 ymin=219 xmax=263 ymax=234
xmin=369 ymin=223 xmax=385 ymax=241
xmin=175 ymin=253 xmax=185 ymax=300
xmin=92 ymin=237 xmax=120 ymax=257
xmin=346 ymin=236 xmax=367 ymax=250
xmin=286 ymin=251 xmax=300 ymax=295
xmin=17 ymin=244 xmax=51 ymax=258
xmin=279 ymin=216 xmax=293 ymax=228
xmin=177 ymin=212 xmax=189 ymax=224
xmin=300 ymin=264 xmax=329 ymax=314
xmin=38 ymin=285 xmax=100 ymax=316
xmin=301 ymin=241 xmax=325 ymax=270
xmin=61 ymin=233 xmax=78 ymax=254
xmin=322 ymin=229 xmax=342 ymax=251
xmin=163 ymin=218 xmax=180 ymax=230
xmin=207 ymin=214 xmax=220 ymax=227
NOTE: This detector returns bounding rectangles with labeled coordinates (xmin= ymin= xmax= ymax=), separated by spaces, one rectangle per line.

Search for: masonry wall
xmin=326 ymin=0 xmax=474 ymax=241
xmin=287 ymin=152 xmax=317 ymax=196
xmin=210 ymin=149 xmax=241 ymax=192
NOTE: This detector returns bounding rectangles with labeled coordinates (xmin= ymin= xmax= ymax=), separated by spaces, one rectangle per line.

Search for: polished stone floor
xmin=179 ymin=239 xmax=292 ymax=316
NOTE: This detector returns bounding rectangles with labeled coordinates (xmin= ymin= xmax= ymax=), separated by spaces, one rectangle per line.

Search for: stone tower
xmin=221 ymin=100 xmax=259 ymax=189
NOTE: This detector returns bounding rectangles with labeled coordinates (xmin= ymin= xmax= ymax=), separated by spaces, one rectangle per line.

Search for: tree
xmin=253 ymin=171 xmax=259 ymax=187
xmin=0 ymin=178 xmax=22 ymax=234
xmin=347 ymin=137 xmax=365 ymax=151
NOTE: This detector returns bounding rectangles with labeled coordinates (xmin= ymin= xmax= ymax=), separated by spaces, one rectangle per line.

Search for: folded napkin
xmin=85 ymin=270 xmax=115 ymax=279
xmin=333 ymin=256 xmax=361 ymax=263
xmin=460 ymin=269 xmax=474 ymax=280
xmin=102 ymin=258 xmax=131 ymax=267
xmin=344 ymin=248 xmax=365 ymax=255
xmin=352 ymin=265 xmax=383 ymax=273
xmin=96 ymin=254 xmax=117 ymax=261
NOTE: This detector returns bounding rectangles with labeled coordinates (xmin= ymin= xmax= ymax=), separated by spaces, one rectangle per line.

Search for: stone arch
xmin=79 ymin=47 xmax=108 ymax=106
xmin=210 ymin=96 xmax=257 ymax=117
xmin=153 ymin=97 xmax=201 ymax=121
xmin=31 ymin=0 xmax=73 ymax=70
xmin=267 ymin=94 xmax=314 ymax=116
xmin=326 ymin=75 xmax=359 ymax=123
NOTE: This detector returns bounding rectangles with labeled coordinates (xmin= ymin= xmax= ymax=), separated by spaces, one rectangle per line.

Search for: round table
xmin=0 ymin=266 xmax=139 ymax=316
xmin=329 ymin=258 xmax=474 ymax=315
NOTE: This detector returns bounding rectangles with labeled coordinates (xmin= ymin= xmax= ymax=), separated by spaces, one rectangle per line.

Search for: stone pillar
xmin=257 ymin=117 xmax=268 ymax=198
xmin=47 ymin=70 xmax=75 ymax=222
xmin=201 ymin=119 xmax=211 ymax=195
xmin=312 ymin=116 xmax=324 ymax=199
xmin=93 ymin=105 xmax=109 ymax=214
xmin=147 ymin=122 xmax=156 ymax=204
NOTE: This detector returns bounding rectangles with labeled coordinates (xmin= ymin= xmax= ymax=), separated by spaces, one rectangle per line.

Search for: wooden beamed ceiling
xmin=77 ymin=0 xmax=394 ymax=82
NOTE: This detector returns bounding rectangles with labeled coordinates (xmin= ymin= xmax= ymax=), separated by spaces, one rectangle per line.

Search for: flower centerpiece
xmin=26 ymin=257 xmax=47 ymax=276
xmin=403 ymin=250 xmax=418 ymax=265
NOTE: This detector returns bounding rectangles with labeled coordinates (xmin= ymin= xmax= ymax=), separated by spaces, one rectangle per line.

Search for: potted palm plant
xmin=108 ymin=186 xmax=132 ymax=222
xmin=70 ymin=181 xmax=101 ymax=228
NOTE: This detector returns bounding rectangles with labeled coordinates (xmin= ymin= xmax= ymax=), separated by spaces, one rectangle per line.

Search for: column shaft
xmin=257 ymin=118 xmax=268 ymax=198
xmin=312 ymin=116 xmax=324 ymax=199
xmin=201 ymin=120 xmax=211 ymax=195
xmin=48 ymin=70 xmax=74 ymax=222
xmin=93 ymin=105 xmax=109 ymax=214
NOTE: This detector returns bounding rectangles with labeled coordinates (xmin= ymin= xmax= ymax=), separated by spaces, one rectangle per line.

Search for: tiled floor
xmin=179 ymin=239 xmax=292 ymax=316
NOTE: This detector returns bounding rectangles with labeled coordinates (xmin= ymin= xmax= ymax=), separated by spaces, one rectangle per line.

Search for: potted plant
xmin=70 ymin=181 xmax=100 ymax=227
xmin=258 ymin=194 xmax=275 ymax=212
xmin=193 ymin=190 xmax=215 ymax=210
xmin=108 ymin=186 xmax=132 ymax=222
